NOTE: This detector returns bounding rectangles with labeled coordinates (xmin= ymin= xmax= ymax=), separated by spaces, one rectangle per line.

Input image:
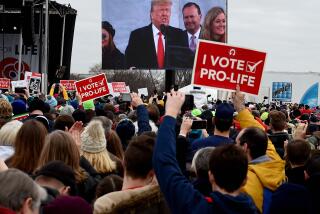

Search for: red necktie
xmin=157 ymin=32 xmax=164 ymax=69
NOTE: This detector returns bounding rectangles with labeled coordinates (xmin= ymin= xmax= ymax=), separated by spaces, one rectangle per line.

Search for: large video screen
xmin=101 ymin=0 xmax=227 ymax=70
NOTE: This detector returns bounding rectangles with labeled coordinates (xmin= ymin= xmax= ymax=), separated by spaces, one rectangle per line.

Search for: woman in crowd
xmin=37 ymin=130 xmax=99 ymax=203
xmin=107 ymin=130 xmax=124 ymax=160
xmin=102 ymin=21 xmax=125 ymax=69
xmin=80 ymin=120 xmax=122 ymax=178
xmin=0 ymin=120 xmax=23 ymax=161
xmin=0 ymin=99 xmax=13 ymax=129
xmin=201 ymin=7 xmax=226 ymax=43
xmin=6 ymin=120 xmax=47 ymax=175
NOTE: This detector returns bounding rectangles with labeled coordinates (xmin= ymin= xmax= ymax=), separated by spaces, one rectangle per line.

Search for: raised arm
xmin=153 ymin=90 xmax=210 ymax=213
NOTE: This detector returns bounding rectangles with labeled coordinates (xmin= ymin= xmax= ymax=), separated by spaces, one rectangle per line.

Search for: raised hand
xmin=131 ymin=92 xmax=144 ymax=107
xmin=165 ymin=90 xmax=185 ymax=118
xmin=231 ymin=84 xmax=245 ymax=112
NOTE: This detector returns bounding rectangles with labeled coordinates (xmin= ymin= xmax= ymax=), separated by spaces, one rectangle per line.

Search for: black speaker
xmin=21 ymin=1 xmax=34 ymax=46
xmin=165 ymin=69 xmax=175 ymax=92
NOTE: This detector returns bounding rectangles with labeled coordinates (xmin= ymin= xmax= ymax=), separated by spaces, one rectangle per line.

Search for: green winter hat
xmin=83 ymin=100 xmax=95 ymax=110
xmin=261 ymin=112 xmax=269 ymax=121
xmin=191 ymin=109 xmax=202 ymax=117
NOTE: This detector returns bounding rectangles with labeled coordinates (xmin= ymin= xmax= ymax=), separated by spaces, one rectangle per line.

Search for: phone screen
xmin=15 ymin=87 xmax=27 ymax=94
xmin=191 ymin=120 xmax=207 ymax=129
xmin=121 ymin=93 xmax=132 ymax=102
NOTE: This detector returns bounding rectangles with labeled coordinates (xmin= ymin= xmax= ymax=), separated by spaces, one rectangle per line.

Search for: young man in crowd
xmin=232 ymin=85 xmax=286 ymax=213
xmin=94 ymin=135 xmax=169 ymax=214
xmin=153 ymin=89 xmax=257 ymax=213
xmin=34 ymin=161 xmax=78 ymax=197
xmin=0 ymin=169 xmax=47 ymax=214
xmin=192 ymin=102 xmax=235 ymax=152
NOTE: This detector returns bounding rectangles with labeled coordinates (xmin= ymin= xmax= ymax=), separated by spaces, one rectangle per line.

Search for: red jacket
xmin=0 ymin=207 xmax=16 ymax=214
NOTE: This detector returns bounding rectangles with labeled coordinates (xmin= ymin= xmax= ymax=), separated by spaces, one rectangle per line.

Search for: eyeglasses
xmin=102 ymin=34 xmax=107 ymax=40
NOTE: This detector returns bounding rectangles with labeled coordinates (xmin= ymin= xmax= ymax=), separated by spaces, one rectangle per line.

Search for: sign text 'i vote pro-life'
xmin=192 ymin=40 xmax=267 ymax=95
xmin=60 ymin=80 xmax=76 ymax=91
xmin=75 ymin=73 xmax=109 ymax=102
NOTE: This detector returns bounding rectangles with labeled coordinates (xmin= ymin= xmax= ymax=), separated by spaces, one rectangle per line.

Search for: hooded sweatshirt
xmin=236 ymin=109 xmax=286 ymax=212
xmin=210 ymin=191 xmax=257 ymax=214
xmin=153 ymin=116 xmax=258 ymax=214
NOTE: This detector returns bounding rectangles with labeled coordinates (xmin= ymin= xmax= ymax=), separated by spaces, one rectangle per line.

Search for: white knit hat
xmin=80 ymin=120 xmax=106 ymax=153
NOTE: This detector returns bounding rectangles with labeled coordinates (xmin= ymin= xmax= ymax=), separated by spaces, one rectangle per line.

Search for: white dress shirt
xmin=187 ymin=27 xmax=201 ymax=48
xmin=152 ymin=24 xmax=166 ymax=54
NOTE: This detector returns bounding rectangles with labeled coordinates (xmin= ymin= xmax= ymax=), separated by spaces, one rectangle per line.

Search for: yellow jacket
xmin=236 ymin=109 xmax=285 ymax=213
xmin=49 ymin=84 xmax=69 ymax=100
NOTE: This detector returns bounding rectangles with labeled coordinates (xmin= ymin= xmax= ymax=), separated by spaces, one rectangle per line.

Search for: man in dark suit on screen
xmin=125 ymin=0 xmax=189 ymax=69
xmin=182 ymin=2 xmax=202 ymax=52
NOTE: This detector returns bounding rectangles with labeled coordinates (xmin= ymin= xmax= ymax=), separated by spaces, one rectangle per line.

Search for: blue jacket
xmin=153 ymin=116 xmax=258 ymax=214
xmin=192 ymin=135 xmax=234 ymax=153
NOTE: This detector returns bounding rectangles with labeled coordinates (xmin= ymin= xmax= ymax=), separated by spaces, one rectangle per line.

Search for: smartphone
xmin=121 ymin=93 xmax=132 ymax=102
xmin=15 ymin=87 xmax=27 ymax=93
xmin=191 ymin=120 xmax=207 ymax=129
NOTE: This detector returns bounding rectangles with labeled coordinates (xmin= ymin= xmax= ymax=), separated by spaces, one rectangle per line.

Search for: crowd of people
xmin=0 ymin=82 xmax=319 ymax=213
xmin=102 ymin=0 xmax=226 ymax=69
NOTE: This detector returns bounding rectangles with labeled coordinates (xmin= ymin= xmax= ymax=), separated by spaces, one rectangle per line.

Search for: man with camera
xmin=191 ymin=102 xmax=235 ymax=153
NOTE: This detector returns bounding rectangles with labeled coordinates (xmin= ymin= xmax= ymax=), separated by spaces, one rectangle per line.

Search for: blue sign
xmin=300 ymin=82 xmax=319 ymax=107
xmin=272 ymin=82 xmax=292 ymax=102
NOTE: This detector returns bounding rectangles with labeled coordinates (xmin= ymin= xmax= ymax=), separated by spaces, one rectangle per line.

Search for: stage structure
xmin=0 ymin=0 xmax=77 ymax=93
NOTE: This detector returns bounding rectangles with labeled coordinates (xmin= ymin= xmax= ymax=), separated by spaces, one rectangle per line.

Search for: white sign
xmin=11 ymin=80 xmax=28 ymax=92
xmin=11 ymin=80 xmax=28 ymax=88
xmin=0 ymin=34 xmax=40 ymax=80
xmin=138 ymin=88 xmax=148 ymax=96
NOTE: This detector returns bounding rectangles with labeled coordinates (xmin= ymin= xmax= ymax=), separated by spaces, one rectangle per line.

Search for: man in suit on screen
xmin=182 ymin=2 xmax=202 ymax=52
xmin=125 ymin=0 xmax=188 ymax=69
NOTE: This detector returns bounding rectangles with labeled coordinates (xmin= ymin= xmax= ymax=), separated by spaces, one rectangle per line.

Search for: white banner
xmin=138 ymin=88 xmax=148 ymax=96
xmin=0 ymin=34 xmax=40 ymax=80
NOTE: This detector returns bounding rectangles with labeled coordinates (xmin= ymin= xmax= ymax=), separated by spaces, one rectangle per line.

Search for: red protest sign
xmin=111 ymin=82 xmax=128 ymax=93
xmin=60 ymin=80 xmax=76 ymax=91
xmin=192 ymin=40 xmax=267 ymax=95
xmin=0 ymin=78 xmax=10 ymax=89
xmin=75 ymin=73 xmax=109 ymax=102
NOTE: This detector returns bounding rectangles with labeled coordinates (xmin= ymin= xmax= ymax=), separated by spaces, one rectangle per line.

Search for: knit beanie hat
xmin=81 ymin=120 xmax=106 ymax=153
xmin=11 ymin=99 xmax=27 ymax=115
xmin=116 ymin=119 xmax=135 ymax=149
xmin=191 ymin=109 xmax=202 ymax=117
xmin=261 ymin=112 xmax=269 ymax=121
xmin=83 ymin=100 xmax=95 ymax=110
xmin=43 ymin=196 xmax=92 ymax=214
xmin=46 ymin=95 xmax=58 ymax=108
xmin=59 ymin=105 xmax=75 ymax=116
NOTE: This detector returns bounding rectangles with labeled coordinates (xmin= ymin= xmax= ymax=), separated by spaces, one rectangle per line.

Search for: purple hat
xmin=43 ymin=196 xmax=92 ymax=214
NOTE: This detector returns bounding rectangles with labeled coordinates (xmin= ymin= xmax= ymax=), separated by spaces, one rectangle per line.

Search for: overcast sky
xmin=58 ymin=0 xmax=320 ymax=74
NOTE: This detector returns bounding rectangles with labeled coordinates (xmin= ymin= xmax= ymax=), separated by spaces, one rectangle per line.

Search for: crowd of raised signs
xmin=0 ymin=83 xmax=319 ymax=214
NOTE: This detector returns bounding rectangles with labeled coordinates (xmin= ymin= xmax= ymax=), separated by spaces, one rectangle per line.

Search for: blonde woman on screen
xmin=201 ymin=7 xmax=226 ymax=43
